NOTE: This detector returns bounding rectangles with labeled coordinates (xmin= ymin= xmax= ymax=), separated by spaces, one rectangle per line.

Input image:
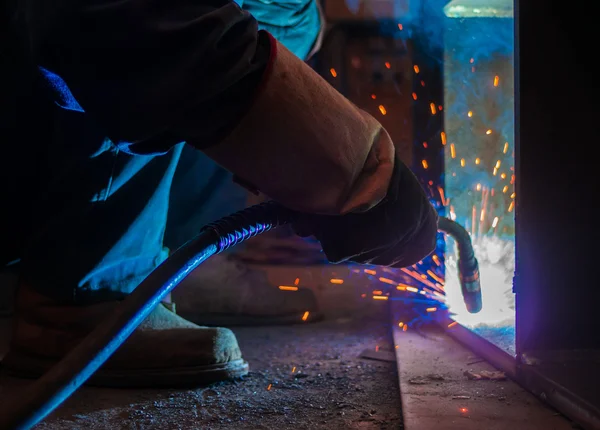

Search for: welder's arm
xmin=201 ymin=36 xmax=437 ymax=266
xmin=202 ymin=37 xmax=395 ymax=216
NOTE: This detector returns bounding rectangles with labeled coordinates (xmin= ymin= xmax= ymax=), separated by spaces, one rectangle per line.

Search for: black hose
xmin=0 ymin=201 xmax=294 ymax=430
xmin=437 ymin=217 xmax=482 ymax=313
xmin=0 ymin=202 xmax=478 ymax=429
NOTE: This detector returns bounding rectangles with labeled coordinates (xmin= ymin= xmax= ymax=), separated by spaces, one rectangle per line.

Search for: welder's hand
xmin=293 ymin=158 xmax=438 ymax=268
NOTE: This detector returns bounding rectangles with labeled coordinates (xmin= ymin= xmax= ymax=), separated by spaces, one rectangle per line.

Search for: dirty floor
xmin=0 ymin=316 xmax=403 ymax=430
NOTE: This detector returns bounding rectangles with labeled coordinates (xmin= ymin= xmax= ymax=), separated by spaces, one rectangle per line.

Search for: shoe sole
xmin=1 ymin=351 xmax=249 ymax=388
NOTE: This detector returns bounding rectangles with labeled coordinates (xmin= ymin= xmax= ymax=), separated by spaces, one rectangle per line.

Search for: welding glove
xmin=204 ymin=35 xmax=438 ymax=267
xmin=293 ymin=156 xmax=439 ymax=267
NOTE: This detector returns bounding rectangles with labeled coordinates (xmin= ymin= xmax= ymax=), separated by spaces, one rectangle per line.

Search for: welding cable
xmin=0 ymin=202 xmax=478 ymax=430
xmin=0 ymin=201 xmax=294 ymax=430
xmin=437 ymin=217 xmax=482 ymax=314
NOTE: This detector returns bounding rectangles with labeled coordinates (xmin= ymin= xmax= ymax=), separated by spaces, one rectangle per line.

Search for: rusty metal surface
xmin=391 ymin=306 xmax=573 ymax=429
xmin=518 ymin=353 xmax=600 ymax=430
xmin=438 ymin=314 xmax=600 ymax=430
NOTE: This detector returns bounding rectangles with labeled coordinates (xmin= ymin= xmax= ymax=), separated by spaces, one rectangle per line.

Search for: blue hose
xmin=0 ymin=201 xmax=477 ymax=429
xmin=0 ymin=201 xmax=294 ymax=430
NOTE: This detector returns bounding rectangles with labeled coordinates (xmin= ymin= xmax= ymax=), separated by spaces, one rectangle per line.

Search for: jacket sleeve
xmin=29 ymin=0 xmax=270 ymax=154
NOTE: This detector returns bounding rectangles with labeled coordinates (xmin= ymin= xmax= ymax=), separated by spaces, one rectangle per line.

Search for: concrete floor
xmin=0 ymin=315 xmax=402 ymax=430
xmin=0 ymin=297 xmax=583 ymax=430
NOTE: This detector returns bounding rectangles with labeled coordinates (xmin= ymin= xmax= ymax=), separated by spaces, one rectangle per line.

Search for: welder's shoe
xmin=2 ymin=284 xmax=248 ymax=388
xmin=172 ymin=254 xmax=322 ymax=326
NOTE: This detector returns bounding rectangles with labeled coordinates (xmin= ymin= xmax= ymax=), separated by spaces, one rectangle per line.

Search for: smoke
xmin=335 ymin=0 xmax=516 ymax=353
xmin=442 ymin=12 xmax=516 ymax=354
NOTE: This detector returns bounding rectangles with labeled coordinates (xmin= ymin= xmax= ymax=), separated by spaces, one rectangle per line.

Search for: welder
xmin=0 ymin=0 xmax=437 ymax=387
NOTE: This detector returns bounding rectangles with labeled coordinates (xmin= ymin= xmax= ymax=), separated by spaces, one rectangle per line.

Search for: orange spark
xmin=437 ymin=186 xmax=447 ymax=206
xmin=427 ymin=270 xmax=444 ymax=284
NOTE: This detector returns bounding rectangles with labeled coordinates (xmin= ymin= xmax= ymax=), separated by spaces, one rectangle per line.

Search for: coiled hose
xmin=0 ymin=201 xmax=479 ymax=430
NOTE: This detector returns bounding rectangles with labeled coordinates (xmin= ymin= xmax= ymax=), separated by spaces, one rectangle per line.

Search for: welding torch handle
xmin=437 ymin=216 xmax=482 ymax=313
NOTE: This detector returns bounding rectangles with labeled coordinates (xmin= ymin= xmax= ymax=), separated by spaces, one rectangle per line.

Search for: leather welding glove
xmin=293 ymin=154 xmax=439 ymax=267
xmin=204 ymin=35 xmax=438 ymax=267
